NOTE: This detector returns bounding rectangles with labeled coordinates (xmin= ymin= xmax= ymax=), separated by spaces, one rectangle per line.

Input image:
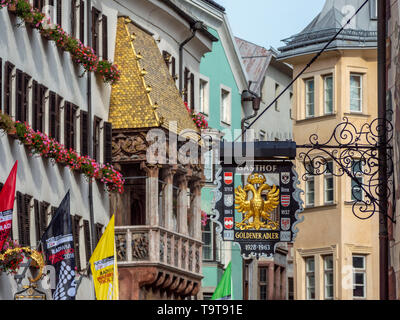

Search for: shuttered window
xmin=83 ymin=219 xmax=91 ymax=263
xmin=64 ymin=102 xmax=77 ymax=150
xmin=183 ymin=68 xmax=189 ymax=103
xmin=91 ymin=7 xmax=101 ymax=55
xmin=16 ymin=71 xmax=31 ymax=123
xmin=80 ymin=110 xmax=89 ymax=156
xmin=93 ymin=116 xmax=102 ymax=162
xmin=32 ymin=82 xmax=47 ymax=132
xmin=34 ymin=200 xmax=48 ymax=242
xmin=95 ymin=223 xmax=103 ymax=245
xmin=79 ymin=0 xmax=85 ymax=44
xmin=56 ymin=0 xmax=62 ymax=27
xmin=71 ymin=215 xmax=82 ymax=271
xmin=49 ymin=92 xmax=62 ymax=141
xmin=190 ymin=73 xmax=195 ymax=111
xmin=102 ymin=15 xmax=108 ymax=60
xmin=71 ymin=0 xmax=77 ymax=37
xmin=17 ymin=192 xmax=32 ymax=247
xmin=103 ymin=121 xmax=112 ymax=165
xmin=4 ymin=61 xmax=15 ymax=116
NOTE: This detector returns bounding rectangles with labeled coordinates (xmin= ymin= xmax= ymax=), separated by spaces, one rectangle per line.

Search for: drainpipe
xmin=377 ymin=0 xmax=388 ymax=300
xmin=179 ymin=21 xmax=203 ymax=95
xmin=87 ymin=0 xmax=96 ymax=253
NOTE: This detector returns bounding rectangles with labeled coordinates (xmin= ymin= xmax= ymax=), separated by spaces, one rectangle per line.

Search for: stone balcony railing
xmin=115 ymin=226 xmax=202 ymax=278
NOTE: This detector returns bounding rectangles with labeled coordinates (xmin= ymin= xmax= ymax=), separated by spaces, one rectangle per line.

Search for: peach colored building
xmin=278 ymin=0 xmax=380 ymax=300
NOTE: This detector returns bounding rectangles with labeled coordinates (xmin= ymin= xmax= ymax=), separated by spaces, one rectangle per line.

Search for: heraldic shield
xmin=212 ymin=161 xmax=304 ymax=258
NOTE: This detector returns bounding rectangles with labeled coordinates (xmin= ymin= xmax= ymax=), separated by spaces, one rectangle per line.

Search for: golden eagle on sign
xmin=235 ymin=173 xmax=280 ymax=231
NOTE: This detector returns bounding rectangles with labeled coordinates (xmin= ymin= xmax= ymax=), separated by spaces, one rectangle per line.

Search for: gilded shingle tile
xmin=110 ymin=17 xmax=199 ymax=138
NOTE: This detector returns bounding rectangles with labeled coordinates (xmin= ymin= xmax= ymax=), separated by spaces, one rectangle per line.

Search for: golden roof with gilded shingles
xmin=110 ymin=16 xmax=199 ymax=137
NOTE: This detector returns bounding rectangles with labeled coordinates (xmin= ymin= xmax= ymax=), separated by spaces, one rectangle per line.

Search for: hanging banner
xmin=41 ymin=191 xmax=77 ymax=300
xmin=0 ymin=161 xmax=18 ymax=251
xmin=212 ymin=161 xmax=303 ymax=258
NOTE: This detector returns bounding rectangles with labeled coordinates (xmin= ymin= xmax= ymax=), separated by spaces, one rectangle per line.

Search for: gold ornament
xmin=0 ymin=247 xmax=45 ymax=283
xmin=235 ymin=173 xmax=280 ymax=231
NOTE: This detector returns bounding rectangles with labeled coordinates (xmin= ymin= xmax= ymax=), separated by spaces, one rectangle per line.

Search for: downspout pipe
xmin=377 ymin=0 xmax=388 ymax=300
xmin=87 ymin=0 xmax=96 ymax=254
xmin=179 ymin=21 xmax=204 ymax=95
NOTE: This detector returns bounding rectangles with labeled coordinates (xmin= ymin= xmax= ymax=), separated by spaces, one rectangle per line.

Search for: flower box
xmin=7 ymin=3 xmax=17 ymax=14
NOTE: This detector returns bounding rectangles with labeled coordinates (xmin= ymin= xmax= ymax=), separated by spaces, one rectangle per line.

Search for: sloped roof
xmin=109 ymin=17 xmax=199 ymax=137
xmin=235 ymin=37 xmax=273 ymax=95
xmin=278 ymin=0 xmax=377 ymax=59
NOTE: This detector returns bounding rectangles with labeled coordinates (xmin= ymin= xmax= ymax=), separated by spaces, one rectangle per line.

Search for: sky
xmin=217 ymin=0 xmax=326 ymax=50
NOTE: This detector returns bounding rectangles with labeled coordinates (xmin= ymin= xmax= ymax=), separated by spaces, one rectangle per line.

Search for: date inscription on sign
xmin=213 ymin=161 xmax=303 ymax=258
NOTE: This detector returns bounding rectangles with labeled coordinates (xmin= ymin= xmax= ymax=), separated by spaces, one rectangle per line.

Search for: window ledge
xmin=304 ymin=203 xmax=338 ymax=211
xmin=343 ymin=112 xmax=371 ymax=118
xmin=296 ymin=113 xmax=337 ymax=124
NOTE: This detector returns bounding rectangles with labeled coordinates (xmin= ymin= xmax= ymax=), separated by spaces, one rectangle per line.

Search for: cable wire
xmin=238 ymin=0 xmax=371 ymax=141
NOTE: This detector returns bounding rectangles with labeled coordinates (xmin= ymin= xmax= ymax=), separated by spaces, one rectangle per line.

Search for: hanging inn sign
xmin=211 ymin=141 xmax=304 ymax=258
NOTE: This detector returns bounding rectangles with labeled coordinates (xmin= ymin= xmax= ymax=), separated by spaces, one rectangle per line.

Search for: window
xmin=4 ymin=61 xmax=15 ymax=116
xmin=94 ymin=223 xmax=104 ymax=246
xmin=305 ymin=164 xmax=315 ymax=207
xmin=324 ymin=74 xmax=333 ymax=114
xmin=259 ymin=266 xmax=269 ymax=300
xmin=70 ymin=0 xmax=77 ymax=37
xmin=370 ymin=0 xmax=377 ymax=20
xmin=324 ymin=255 xmax=334 ymax=299
xmin=351 ymin=160 xmax=364 ymax=201
xmin=350 ymin=74 xmax=362 ymax=112
xmin=305 ymin=257 xmax=315 ymax=300
xmin=64 ymin=102 xmax=78 ymax=150
xmin=93 ymin=116 xmax=102 ymax=162
xmin=202 ymin=219 xmax=213 ymax=261
xmin=259 ymin=130 xmax=266 ymax=141
xmin=15 ymin=70 xmax=31 ymax=123
xmin=83 ymin=219 xmax=91 ymax=263
xmin=288 ymin=277 xmax=294 ymax=300
xmin=33 ymin=0 xmax=44 ymax=11
xmin=305 ymin=78 xmax=314 ymax=118
xmin=275 ymin=83 xmax=280 ymax=111
xmin=32 ymin=81 xmax=47 ymax=133
xmin=199 ymin=79 xmax=209 ymax=115
xmin=91 ymin=7 xmax=101 ymax=56
xmin=221 ymin=88 xmax=231 ymax=125
xmin=103 ymin=121 xmax=113 ymax=165
xmin=56 ymin=0 xmax=63 ymax=27
xmin=49 ymin=92 xmax=62 ymax=141
xmin=324 ymin=161 xmax=334 ymax=204
xmin=16 ymin=192 xmax=32 ymax=247
xmin=80 ymin=110 xmax=89 ymax=156
xmin=71 ymin=215 xmax=82 ymax=271
xmin=79 ymin=0 xmax=85 ymax=44
xmin=102 ymin=14 xmax=108 ymax=60
xmin=204 ymin=149 xmax=213 ymax=183
xmin=353 ymin=255 xmax=366 ymax=299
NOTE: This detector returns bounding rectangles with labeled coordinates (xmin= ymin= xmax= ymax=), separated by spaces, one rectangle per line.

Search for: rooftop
xmin=278 ymin=0 xmax=377 ymax=60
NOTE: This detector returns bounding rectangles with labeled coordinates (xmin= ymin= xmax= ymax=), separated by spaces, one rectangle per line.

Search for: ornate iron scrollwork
xmin=297 ymin=117 xmax=394 ymax=222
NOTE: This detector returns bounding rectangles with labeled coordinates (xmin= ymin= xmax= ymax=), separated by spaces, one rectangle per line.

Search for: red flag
xmin=0 ymin=161 xmax=18 ymax=251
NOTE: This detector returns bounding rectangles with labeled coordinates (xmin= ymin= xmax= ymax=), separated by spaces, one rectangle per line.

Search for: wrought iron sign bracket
xmin=296 ymin=117 xmax=395 ymax=223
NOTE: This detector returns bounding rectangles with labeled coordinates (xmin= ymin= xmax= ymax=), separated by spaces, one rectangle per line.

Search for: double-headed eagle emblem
xmin=235 ymin=173 xmax=280 ymax=231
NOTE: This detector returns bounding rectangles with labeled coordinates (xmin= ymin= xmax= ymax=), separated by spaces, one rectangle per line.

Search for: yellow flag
xmin=89 ymin=215 xmax=119 ymax=300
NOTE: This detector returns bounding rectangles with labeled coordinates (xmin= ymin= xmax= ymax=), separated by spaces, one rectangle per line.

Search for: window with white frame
xmin=324 ymin=161 xmax=334 ymax=204
xmin=351 ymin=160 xmax=364 ymax=201
xmin=305 ymin=257 xmax=315 ymax=300
xmin=324 ymin=74 xmax=333 ymax=114
xmin=350 ymin=74 xmax=363 ymax=112
xmin=220 ymin=88 xmax=231 ymax=125
xmin=324 ymin=255 xmax=334 ymax=300
xmin=199 ymin=78 xmax=209 ymax=115
xmin=353 ymin=255 xmax=367 ymax=299
xmin=305 ymin=164 xmax=315 ymax=207
xmin=305 ymin=78 xmax=315 ymax=118
xmin=202 ymin=219 xmax=213 ymax=261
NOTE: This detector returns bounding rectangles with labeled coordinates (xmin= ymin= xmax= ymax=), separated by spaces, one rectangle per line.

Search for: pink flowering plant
xmin=184 ymin=102 xmax=209 ymax=130
xmin=0 ymin=238 xmax=24 ymax=275
xmin=1 ymin=0 xmax=120 ymax=85
xmin=10 ymin=120 xmax=124 ymax=193
xmin=201 ymin=210 xmax=208 ymax=228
